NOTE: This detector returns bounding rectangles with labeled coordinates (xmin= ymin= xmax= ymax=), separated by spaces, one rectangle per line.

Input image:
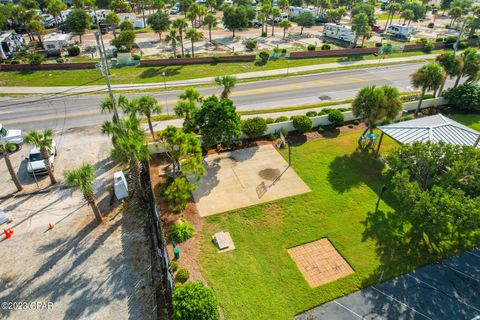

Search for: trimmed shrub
xmin=321 ymin=44 xmax=331 ymax=50
xmin=427 ymin=22 xmax=434 ymax=28
xmin=245 ymin=39 xmax=257 ymax=51
xmin=375 ymin=42 xmax=383 ymax=47
xmin=175 ymin=268 xmax=190 ymax=283
xmin=56 ymin=58 xmax=65 ymax=63
xmin=185 ymin=53 xmax=191 ymax=58
xmin=173 ymin=282 xmax=220 ymax=320
xmin=443 ymin=83 xmax=480 ymax=111
xmin=348 ymin=124 xmax=354 ymax=128
xmin=423 ymin=42 xmax=434 ymax=53
xmin=306 ymin=111 xmax=317 ymax=117
xmin=458 ymin=41 xmax=469 ymax=50
xmin=307 ymin=44 xmax=316 ymax=51
xmin=67 ymin=46 xmax=81 ymax=56
xmin=423 ymin=93 xmax=434 ymax=99
xmin=292 ymin=115 xmax=312 ymax=133
xmin=317 ymin=127 xmax=325 ymax=134
xmin=28 ymin=53 xmax=45 ymax=65
xmin=281 ymin=48 xmax=287 ymax=53
xmin=169 ymin=221 xmax=195 ymax=243
xmin=275 ymin=116 xmax=289 ymax=122
xmin=171 ymin=260 xmax=179 ymax=273
xmin=132 ymin=54 xmax=141 ymax=60
xmin=435 ymin=37 xmax=444 ymax=42
xmin=241 ymin=117 xmax=267 ymax=138
xmin=353 ymin=120 xmax=360 ymax=125
xmin=265 ymin=117 xmax=274 ymax=124
xmin=327 ymin=109 xmax=344 ymax=127
xmin=11 ymin=59 xmax=20 ymax=64
xmin=258 ymin=51 xmax=269 ymax=61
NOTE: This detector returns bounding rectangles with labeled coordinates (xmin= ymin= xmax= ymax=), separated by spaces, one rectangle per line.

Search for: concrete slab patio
xmin=191 ymin=144 xmax=310 ymax=216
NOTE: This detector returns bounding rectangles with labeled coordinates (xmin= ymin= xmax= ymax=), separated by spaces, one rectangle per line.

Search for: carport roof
xmin=378 ymin=114 xmax=480 ymax=148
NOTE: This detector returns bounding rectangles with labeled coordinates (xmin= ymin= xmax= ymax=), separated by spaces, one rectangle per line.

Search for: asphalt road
xmin=0 ymin=62 xmax=456 ymax=131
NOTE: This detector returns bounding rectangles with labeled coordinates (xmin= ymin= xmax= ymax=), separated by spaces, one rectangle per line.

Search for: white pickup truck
xmin=0 ymin=124 xmax=23 ymax=151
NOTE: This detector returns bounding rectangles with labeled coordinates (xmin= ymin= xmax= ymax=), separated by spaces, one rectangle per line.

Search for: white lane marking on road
xmin=371 ymin=286 xmax=433 ymax=320
xmin=332 ymin=300 xmax=364 ymax=319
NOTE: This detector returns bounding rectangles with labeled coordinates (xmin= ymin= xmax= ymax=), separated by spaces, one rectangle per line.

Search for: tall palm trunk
xmin=86 ymin=193 xmax=104 ymax=223
xmin=283 ymin=27 xmax=286 ymax=39
xmin=130 ymin=160 xmax=143 ymax=200
xmin=415 ymin=87 xmax=426 ymax=117
xmin=191 ymin=39 xmax=195 ymax=57
xmin=4 ymin=154 xmax=23 ymax=192
xmin=454 ymin=73 xmax=462 ymax=88
xmin=179 ymin=31 xmax=184 ymax=57
xmin=438 ymin=79 xmax=446 ymax=96
xmin=147 ymin=115 xmax=156 ymax=140
xmin=208 ymin=25 xmax=212 ymax=42
xmin=271 ymin=20 xmax=275 ymax=36
xmin=41 ymin=148 xmax=57 ymax=185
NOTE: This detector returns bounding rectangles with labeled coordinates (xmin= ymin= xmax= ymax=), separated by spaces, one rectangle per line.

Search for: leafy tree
xmin=385 ymin=142 xmax=480 ymax=250
xmin=24 ymin=129 xmax=57 ymax=185
xmin=65 ymin=9 xmax=91 ymax=43
xmin=204 ymin=13 xmax=217 ymax=42
xmin=436 ymin=51 xmax=462 ymax=95
xmin=401 ymin=9 xmax=415 ymax=25
xmin=184 ymin=96 xmax=241 ymax=149
xmin=150 ymin=0 xmax=166 ymax=12
xmin=402 ymin=1 xmax=426 ymax=21
xmin=384 ymin=3 xmax=401 ymax=27
xmin=27 ymin=20 xmax=45 ymax=48
xmin=443 ymin=83 xmax=480 ymax=111
xmin=351 ymin=13 xmax=371 ymax=47
xmin=454 ymin=48 xmax=480 ymax=87
xmin=297 ymin=11 xmax=315 ymax=35
xmin=186 ymin=28 xmax=203 ymax=57
xmin=326 ymin=7 xmax=347 ymax=23
xmin=64 ymin=163 xmax=104 ymax=224
xmin=222 ymin=5 xmax=250 ymax=37
xmin=351 ymin=2 xmax=375 ymax=25
xmin=410 ymin=63 xmax=446 ymax=116
xmin=449 ymin=6 xmax=462 ymax=27
xmin=172 ymin=18 xmax=188 ymax=57
xmin=175 ymin=88 xmax=202 ymax=120
xmin=173 ymin=282 xmax=220 ymax=320
xmin=119 ymin=19 xmax=134 ymax=30
xmin=105 ymin=11 xmax=120 ymax=38
xmin=179 ymin=0 xmax=194 ymax=16
xmin=440 ymin=0 xmax=453 ymax=11
xmin=279 ymin=19 xmax=292 ymax=39
xmin=110 ymin=0 xmax=132 ymax=12
xmin=111 ymin=29 xmax=136 ymax=50
xmin=270 ymin=7 xmax=282 ymax=36
xmin=47 ymin=0 xmax=67 ymax=27
xmin=352 ymin=85 xmax=402 ymax=142
xmin=147 ymin=11 xmax=170 ymax=41
xmin=165 ymin=28 xmax=181 ymax=57
xmin=278 ymin=0 xmax=289 ymax=11
xmin=241 ymin=117 xmax=267 ymax=138
xmin=0 ymin=142 xmax=23 ymax=192
xmin=157 ymin=125 xmax=205 ymax=177
xmin=125 ymin=95 xmax=162 ymax=139
xmin=214 ymin=75 xmax=237 ymax=99
xmin=163 ymin=177 xmax=197 ymax=212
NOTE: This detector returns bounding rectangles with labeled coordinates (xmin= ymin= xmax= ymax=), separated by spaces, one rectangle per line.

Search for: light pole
xmin=286 ymin=59 xmax=290 ymax=77
xmin=162 ymin=71 xmax=169 ymax=115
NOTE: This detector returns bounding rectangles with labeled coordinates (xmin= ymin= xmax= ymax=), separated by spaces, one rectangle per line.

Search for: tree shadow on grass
xmin=139 ymin=66 xmax=183 ymax=79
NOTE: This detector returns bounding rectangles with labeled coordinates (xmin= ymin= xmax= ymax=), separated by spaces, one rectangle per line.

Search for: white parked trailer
xmin=43 ymin=33 xmax=73 ymax=51
xmin=288 ymin=6 xmax=318 ymax=17
xmin=323 ymin=23 xmax=356 ymax=44
xmin=0 ymin=32 xmax=25 ymax=60
xmin=385 ymin=24 xmax=413 ymax=40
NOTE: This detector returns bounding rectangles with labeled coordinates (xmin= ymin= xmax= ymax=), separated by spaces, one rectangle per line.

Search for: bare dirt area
xmin=0 ymin=126 xmax=154 ymax=319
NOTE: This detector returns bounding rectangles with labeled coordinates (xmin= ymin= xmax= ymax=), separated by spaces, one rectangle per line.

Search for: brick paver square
xmin=288 ymin=239 xmax=354 ymax=287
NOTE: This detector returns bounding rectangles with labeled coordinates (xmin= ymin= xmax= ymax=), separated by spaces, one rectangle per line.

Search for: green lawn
xmin=0 ymin=50 xmax=438 ymax=87
xmin=198 ymin=117 xmax=479 ymax=319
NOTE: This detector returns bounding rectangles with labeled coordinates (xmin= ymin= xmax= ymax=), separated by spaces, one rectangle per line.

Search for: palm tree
xmin=47 ymin=0 xmax=67 ymax=27
xmin=449 ymin=6 xmax=462 ymax=28
xmin=352 ymin=85 xmax=402 ymax=146
xmin=64 ymin=163 xmax=104 ymax=224
xmin=105 ymin=12 xmax=120 ymax=38
xmin=385 ymin=3 xmax=401 ymax=27
xmin=454 ymin=48 xmax=480 ymax=87
xmin=100 ymin=95 xmax=128 ymax=123
xmin=279 ymin=19 xmax=292 ymax=39
xmin=172 ymin=18 xmax=188 ymax=57
xmin=23 ymin=129 xmax=57 ymax=185
xmin=0 ymin=142 xmax=23 ymax=192
xmin=175 ymin=88 xmax=201 ymax=119
xmin=271 ymin=7 xmax=282 ymax=36
xmin=27 ymin=20 xmax=45 ymax=48
xmin=126 ymin=95 xmax=162 ymax=140
xmin=214 ymin=75 xmax=237 ymax=99
xmin=186 ymin=28 xmax=203 ymax=57
xmin=401 ymin=9 xmax=414 ymax=26
xmin=204 ymin=13 xmax=217 ymax=42
xmin=410 ymin=63 xmax=446 ymax=116
xmin=436 ymin=52 xmax=462 ymax=96
xmin=165 ymin=28 xmax=180 ymax=57
xmin=351 ymin=13 xmax=370 ymax=47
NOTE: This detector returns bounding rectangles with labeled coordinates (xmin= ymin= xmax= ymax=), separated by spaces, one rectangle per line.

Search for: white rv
xmin=385 ymin=24 xmax=413 ymax=41
xmin=0 ymin=32 xmax=25 ymax=60
xmin=323 ymin=23 xmax=356 ymax=44
xmin=61 ymin=9 xmax=74 ymax=22
xmin=90 ymin=9 xmax=111 ymax=23
xmin=289 ymin=6 xmax=318 ymax=17
xmin=43 ymin=33 xmax=73 ymax=51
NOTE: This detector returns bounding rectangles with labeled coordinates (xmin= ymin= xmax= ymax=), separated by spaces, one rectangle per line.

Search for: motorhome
xmin=323 ymin=23 xmax=356 ymax=44
xmin=289 ymin=6 xmax=318 ymax=17
xmin=385 ymin=24 xmax=413 ymax=41
xmin=0 ymin=32 xmax=25 ymax=60
xmin=43 ymin=33 xmax=73 ymax=52
xmin=90 ymin=9 xmax=111 ymax=23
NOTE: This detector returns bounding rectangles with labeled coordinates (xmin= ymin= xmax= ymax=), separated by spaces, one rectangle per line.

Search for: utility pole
xmin=162 ymin=71 xmax=169 ymax=115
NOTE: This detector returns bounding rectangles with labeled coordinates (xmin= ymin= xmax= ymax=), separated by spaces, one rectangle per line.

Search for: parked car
xmin=170 ymin=6 xmax=180 ymax=14
xmin=0 ymin=124 xmax=23 ymax=151
xmin=372 ymin=25 xmax=384 ymax=32
xmin=26 ymin=140 xmax=57 ymax=176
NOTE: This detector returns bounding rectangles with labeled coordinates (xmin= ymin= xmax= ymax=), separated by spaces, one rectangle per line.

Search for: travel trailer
xmin=43 ymin=33 xmax=73 ymax=52
xmin=0 ymin=32 xmax=25 ymax=60
xmin=323 ymin=23 xmax=356 ymax=44
xmin=385 ymin=24 xmax=413 ymax=41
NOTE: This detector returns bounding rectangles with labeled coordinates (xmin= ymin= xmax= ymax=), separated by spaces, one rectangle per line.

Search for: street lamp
xmin=162 ymin=71 xmax=169 ymax=115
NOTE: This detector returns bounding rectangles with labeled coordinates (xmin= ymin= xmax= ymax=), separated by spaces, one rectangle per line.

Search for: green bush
xmin=458 ymin=41 xmax=469 ymax=50
xmin=317 ymin=127 xmax=325 ymax=134
xmin=169 ymin=221 xmax=195 ymax=242
xmin=281 ymin=48 xmax=287 ymax=53
xmin=375 ymin=42 xmax=383 ymax=47
xmin=307 ymin=44 xmax=316 ymax=51
xmin=265 ymin=117 xmax=274 ymax=124
xmin=11 ymin=59 xmax=20 ymax=64
xmin=245 ymin=39 xmax=257 ymax=51
xmin=171 ymin=260 xmax=179 ymax=273
xmin=348 ymin=124 xmax=354 ymax=128
xmin=443 ymin=83 xmax=480 ymax=111
xmin=275 ymin=116 xmax=289 ymax=123
xmin=292 ymin=115 xmax=312 ymax=133
xmin=241 ymin=117 xmax=267 ymax=138
xmin=435 ymin=37 xmax=444 ymax=42
xmin=258 ymin=51 xmax=269 ymax=62
xmin=306 ymin=111 xmax=317 ymax=117
xmin=423 ymin=42 xmax=434 ymax=53
xmin=423 ymin=93 xmax=434 ymax=99
xmin=56 ymin=58 xmax=65 ymax=63
xmin=173 ymin=282 xmax=220 ymax=320
xmin=321 ymin=44 xmax=331 ymax=50
xmin=353 ymin=120 xmax=360 ymax=125
xmin=185 ymin=53 xmax=191 ymax=58
xmin=427 ymin=22 xmax=434 ymax=28
xmin=132 ymin=54 xmax=141 ymax=60
xmin=120 ymin=20 xmax=134 ymax=30
xmin=67 ymin=46 xmax=81 ymax=56
xmin=28 ymin=53 xmax=45 ymax=65
xmin=175 ymin=268 xmax=190 ymax=283
xmin=327 ymin=109 xmax=344 ymax=127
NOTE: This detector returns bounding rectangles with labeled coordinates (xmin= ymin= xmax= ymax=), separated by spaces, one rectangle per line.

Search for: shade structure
xmin=378 ymin=114 xmax=480 ymax=148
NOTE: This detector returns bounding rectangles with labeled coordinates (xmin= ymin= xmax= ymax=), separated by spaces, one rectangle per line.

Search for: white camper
xmin=288 ymin=6 xmax=318 ymax=17
xmin=323 ymin=23 xmax=356 ymax=44
xmin=43 ymin=33 xmax=73 ymax=51
xmin=118 ymin=13 xmax=137 ymax=24
xmin=0 ymin=32 xmax=25 ymax=60
xmin=385 ymin=24 xmax=413 ymax=41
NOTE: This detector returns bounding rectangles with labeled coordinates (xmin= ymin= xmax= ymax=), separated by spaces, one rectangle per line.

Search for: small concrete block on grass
xmin=288 ymin=239 xmax=354 ymax=288
xmin=191 ymin=144 xmax=310 ymax=216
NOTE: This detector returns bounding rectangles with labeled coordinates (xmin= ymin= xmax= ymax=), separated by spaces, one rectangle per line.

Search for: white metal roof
xmin=378 ymin=114 xmax=480 ymax=148
xmin=44 ymin=33 xmax=72 ymax=42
